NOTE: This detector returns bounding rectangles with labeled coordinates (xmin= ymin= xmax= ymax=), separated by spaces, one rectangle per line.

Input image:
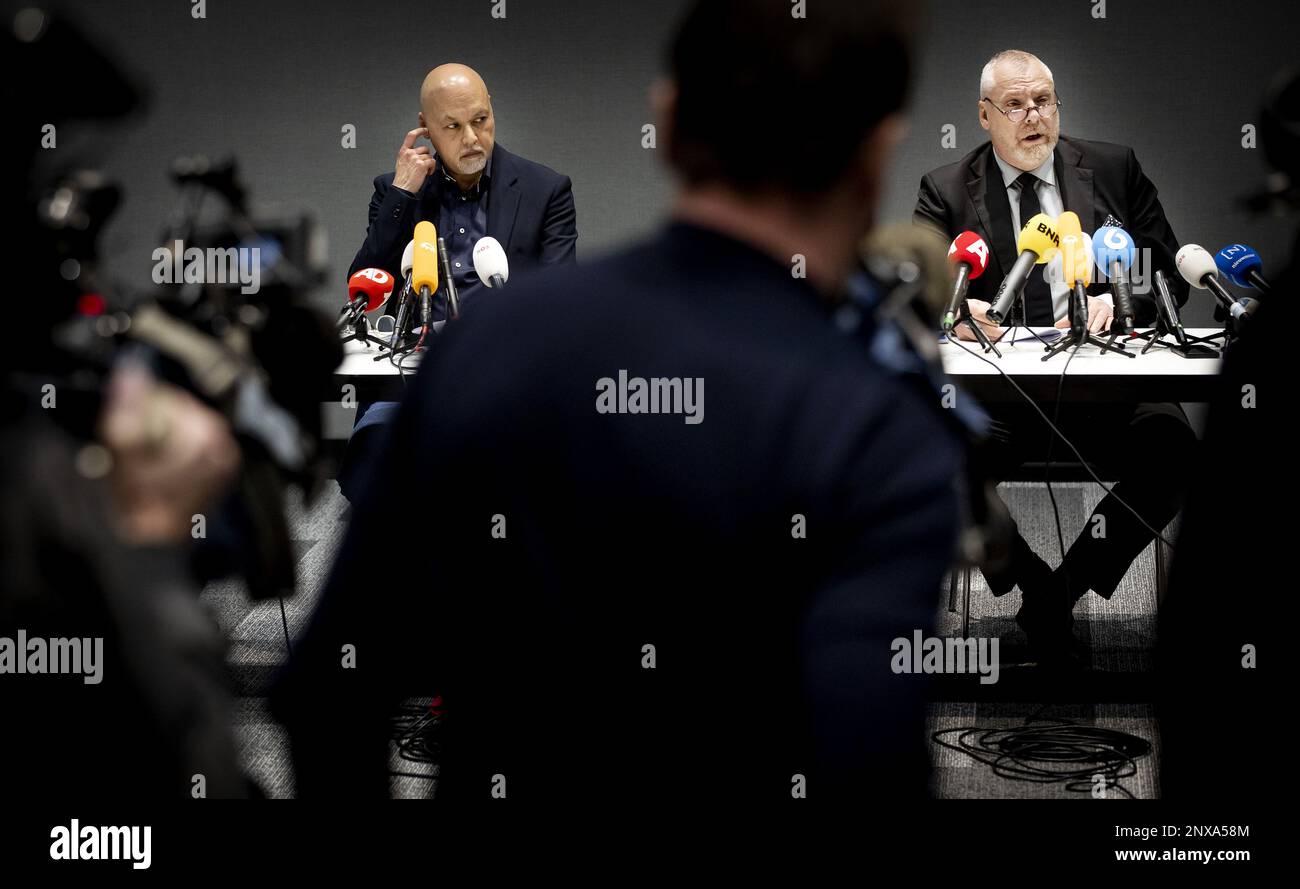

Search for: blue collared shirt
xmin=397 ymin=151 xmax=493 ymax=317
xmin=433 ymin=152 xmax=491 ymax=311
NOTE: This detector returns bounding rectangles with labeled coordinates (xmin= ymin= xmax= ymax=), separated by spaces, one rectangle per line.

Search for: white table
xmin=939 ymin=327 xmax=1224 ymax=403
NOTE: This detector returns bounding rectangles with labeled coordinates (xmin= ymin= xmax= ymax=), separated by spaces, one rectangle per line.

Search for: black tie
xmin=1014 ymin=172 xmax=1055 ymax=326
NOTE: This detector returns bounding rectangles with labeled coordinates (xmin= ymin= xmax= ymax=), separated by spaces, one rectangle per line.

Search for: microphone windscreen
xmin=401 ymin=240 xmax=415 ymax=277
xmin=1093 ymin=226 xmax=1136 ymax=273
xmin=1017 ymin=213 xmax=1061 ymax=262
xmin=1214 ymin=243 xmax=1264 ymax=287
xmin=472 ymin=236 xmax=509 ymax=287
xmin=347 ymin=268 xmax=394 ymax=312
xmin=1176 ymin=244 xmax=1218 ymax=288
xmin=1056 ymin=213 xmax=1092 ymax=285
xmin=863 ymin=223 xmax=951 ymax=322
xmin=947 ymin=231 xmax=990 ymax=280
xmin=1056 ymin=211 xmax=1082 ymax=238
xmin=411 ymin=221 xmax=439 ymax=294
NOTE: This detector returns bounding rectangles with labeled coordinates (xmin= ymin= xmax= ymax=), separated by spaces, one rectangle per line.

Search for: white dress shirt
xmin=991 ymin=149 xmax=1111 ymax=322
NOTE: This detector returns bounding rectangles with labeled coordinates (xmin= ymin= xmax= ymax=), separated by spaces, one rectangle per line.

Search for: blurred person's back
xmin=275 ymin=0 xmax=962 ymax=802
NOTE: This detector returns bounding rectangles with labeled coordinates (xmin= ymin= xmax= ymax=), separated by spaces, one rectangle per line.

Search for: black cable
xmin=277 ymin=594 xmax=292 ymax=655
xmin=1043 ymin=342 xmax=1075 ymax=568
xmin=390 ymin=700 xmax=442 ymax=766
xmin=932 ymin=717 xmax=1151 ymax=798
xmin=946 ymin=335 xmax=1175 ymax=550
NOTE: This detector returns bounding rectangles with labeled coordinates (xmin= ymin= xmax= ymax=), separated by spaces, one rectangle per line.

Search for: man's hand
xmin=952 ymin=298 xmax=1007 ymax=342
xmin=393 ymin=127 xmax=435 ymax=193
xmin=99 ymin=363 xmax=241 ymax=546
xmin=1054 ymin=296 xmax=1114 ymax=335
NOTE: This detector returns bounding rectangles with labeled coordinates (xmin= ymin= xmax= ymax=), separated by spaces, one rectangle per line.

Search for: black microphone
xmin=389 ymin=240 xmax=415 ymax=351
xmin=1153 ymin=270 xmax=1189 ymax=346
xmin=987 ymin=213 xmax=1059 ymax=325
xmin=437 ymin=237 xmax=459 ymax=320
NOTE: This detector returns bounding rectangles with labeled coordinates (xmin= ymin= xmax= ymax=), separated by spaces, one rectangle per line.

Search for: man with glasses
xmin=914 ymin=50 xmax=1195 ymax=665
xmin=917 ymin=50 xmax=1187 ymax=333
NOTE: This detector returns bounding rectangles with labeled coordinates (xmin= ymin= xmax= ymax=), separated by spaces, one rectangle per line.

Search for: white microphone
xmin=473 ymin=236 xmax=510 ymax=289
xmin=390 ymin=240 xmax=416 ymax=350
xmin=401 ymin=239 xmax=415 ymax=279
xmin=1176 ymin=244 xmax=1249 ymax=321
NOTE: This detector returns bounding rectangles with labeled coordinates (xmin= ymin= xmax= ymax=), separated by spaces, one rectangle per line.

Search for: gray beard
xmin=457 ymin=154 xmax=487 ymax=176
xmin=1012 ymin=136 xmax=1055 ymax=170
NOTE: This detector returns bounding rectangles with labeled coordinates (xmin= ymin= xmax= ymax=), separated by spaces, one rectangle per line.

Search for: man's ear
xmin=856 ymin=113 xmax=907 ymax=207
xmin=978 ymin=102 xmax=990 ymax=132
xmin=418 ymin=111 xmax=427 ymax=132
xmin=650 ymin=78 xmax=676 ymax=155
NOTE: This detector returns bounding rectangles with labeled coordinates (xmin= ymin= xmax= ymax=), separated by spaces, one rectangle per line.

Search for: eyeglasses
xmin=982 ymin=95 xmax=1062 ymax=124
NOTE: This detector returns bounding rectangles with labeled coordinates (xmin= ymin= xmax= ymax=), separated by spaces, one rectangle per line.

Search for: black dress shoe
xmin=984 ymin=539 xmax=1055 ymax=598
xmin=1015 ymin=569 xmax=1081 ymax=664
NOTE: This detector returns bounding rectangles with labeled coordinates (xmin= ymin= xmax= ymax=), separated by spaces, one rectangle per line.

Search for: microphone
xmin=401 ymin=239 xmax=416 ymax=283
xmin=1153 ymin=269 xmax=1190 ymax=345
xmin=987 ymin=212 xmax=1060 ymax=325
xmin=1215 ymin=244 xmax=1271 ymax=294
xmin=347 ymin=268 xmax=393 ymax=311
xmin=389 ymin=240 xmax=416 ymax=351
xmin=862 ymin=223 xmax=952 ymax=326
xmin=1057 ymin=212 xmax=1092 ymax=332
xmin=473 ymin=236 xmax=510 ymax=289
xmin=412 ymin=220 xmax=439 ymax=328
xmin=1057 ymin=213 xmax=1092 ymax=284
xmin=1093 ymin=225 xmax=1137 ymax=331
xmin=436 ymin=237 xmax=460 ymax=320
xmin=338 ymin=267 xmax=394 ymax=331
xmin=941 ymin=231 xmax=989 ymax=330
xmin=1176 ymin=244 xmax=1250 ymax=322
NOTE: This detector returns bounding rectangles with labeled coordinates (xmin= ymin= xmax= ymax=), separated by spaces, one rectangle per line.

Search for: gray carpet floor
xmin=208 ymin=480 xmax=1171 ymax=799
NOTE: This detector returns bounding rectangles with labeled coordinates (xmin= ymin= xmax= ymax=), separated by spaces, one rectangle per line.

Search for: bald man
xmin=348 ymin=63 xmax=577 ymax=310
xmin=338 ymin=64 xmax=578 ymax=502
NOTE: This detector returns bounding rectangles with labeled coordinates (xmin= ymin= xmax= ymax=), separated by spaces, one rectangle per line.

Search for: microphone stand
xmin=376 ymin=280 xmax=416 ymax=362
xmin=1042 ymin=280 xmax=1133 ymax=361
xmin=1003 ymin=284 xmax=1056 ymax=351
xmin=339 ymin=312 xmax=392 ymax=350
xmin=948 ymin=295 xmax=1002 ymax=357
xmin=1134 ymin=270 xmax=1219 ymax=357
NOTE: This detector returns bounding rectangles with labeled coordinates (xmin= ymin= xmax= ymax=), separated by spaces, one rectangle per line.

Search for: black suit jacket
xmin=274 ymin=223 xmax=964 ymax=802
xmin=914 ymin=136 xmax=1187 ymax=325
xmin=347 ymin=143 xmax=577 ymax=286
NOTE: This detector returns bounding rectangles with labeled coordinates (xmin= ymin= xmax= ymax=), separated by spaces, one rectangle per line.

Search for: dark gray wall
xmin=60 ymin=0 xmax=1295 ymax=325
xmin=887 ymin=0 xmax=1296 ymax=325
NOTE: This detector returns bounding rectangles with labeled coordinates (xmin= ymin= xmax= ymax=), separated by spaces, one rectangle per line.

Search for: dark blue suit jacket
xmin=277 ymin=223 xmax=963 ymax=802
xmin=347 ymin=142 xmax=577 ymax=286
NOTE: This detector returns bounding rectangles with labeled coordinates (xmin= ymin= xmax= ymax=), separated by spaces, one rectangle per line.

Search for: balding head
xmin=978 ymin=50 xmax=1060 ymax=172
xmin=417 ymin=63 xmax=495 ymax=184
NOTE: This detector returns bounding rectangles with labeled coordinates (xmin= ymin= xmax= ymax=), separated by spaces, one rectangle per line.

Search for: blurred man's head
xmin=978 ymin=50 xmax=1060 ymax=172
xmin=418 ymin=63 xmax=495 ymax=183
xmin=657 ymin=0 xmax=918 ymax=289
